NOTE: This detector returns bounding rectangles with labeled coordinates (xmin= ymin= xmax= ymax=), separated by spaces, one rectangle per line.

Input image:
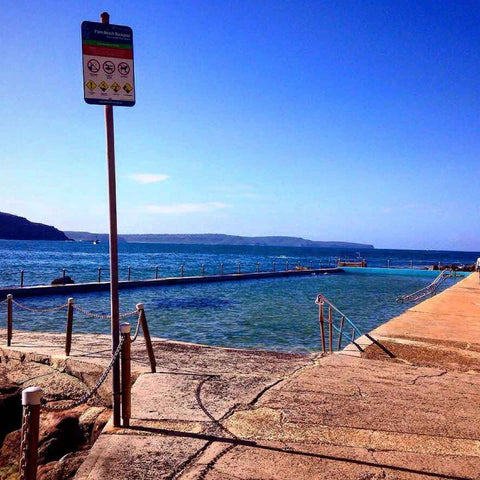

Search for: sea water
xmin=0 ymin=240 xmax=477 ymax=352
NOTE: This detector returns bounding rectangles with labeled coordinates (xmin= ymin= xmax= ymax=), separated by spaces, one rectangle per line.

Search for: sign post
xmin=82 ymin=12 xmax=135 ymax=427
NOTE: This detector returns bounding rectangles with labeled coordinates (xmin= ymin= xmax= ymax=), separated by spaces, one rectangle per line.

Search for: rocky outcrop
xmin=0 ymin=212 xmax=69 ymax=241
xmin=51 ymin=276 xmax=75 ymax=285
xmin=0 ymin=357 xmax=110 ymax=480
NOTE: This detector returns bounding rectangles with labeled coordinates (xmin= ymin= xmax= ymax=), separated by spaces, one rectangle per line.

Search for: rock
xmin=51 ymin=276 xmax=74 ymax=285
xmin=78 ymin=407 xmax=110 ymax=445
xmin=0 ymin=429 xmax=20 ymax=476
xmin=0 ymin=385 xmax=21 ymax=445
xmin=38 ymin=451 xmax=89 ymax=480
xmin=38 ymin=410 xmax=88 ymax=464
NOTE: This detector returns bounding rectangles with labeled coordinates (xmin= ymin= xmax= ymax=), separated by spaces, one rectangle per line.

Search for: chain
xmin=12 ymin=299 xmax=68 ymax=313
xmin=19 ymin=406 xmax=31 ymax=480
xmin=71 ymin=304 xmax=111 ymax=319
xmin=119 ymin=308 xmax=139 ymax=319
xmin=0 ymin=298 xmax=8 ymax=304
xmin=72 ymin=304 xmax=139 ymax=320
xmin=42 ymin=335 xmax=125 ymax=412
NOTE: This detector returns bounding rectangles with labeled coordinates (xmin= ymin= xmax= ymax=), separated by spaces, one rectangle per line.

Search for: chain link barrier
xmin=11 ymin=299 xmax=68 ymax=313
xmin=72 ymin=304 xmax=138 ymax=320
xmin=41 ymin=335 xmax=125 ymax=412
xmin=19 ymin=405 xmax=31 ymax=480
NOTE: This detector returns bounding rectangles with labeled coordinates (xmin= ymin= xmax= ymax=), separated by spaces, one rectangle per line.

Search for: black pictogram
xmin=118 ymin=62 xmax=130 ymax=75
xmin=87 ymin=59 xmax=100 ymax=73
xmin=103 ymin=61 xmax=115 ymax=74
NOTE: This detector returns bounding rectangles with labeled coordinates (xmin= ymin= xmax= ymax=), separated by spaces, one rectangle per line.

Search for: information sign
xmin=81 ymin=21 xmax=135 ymax=106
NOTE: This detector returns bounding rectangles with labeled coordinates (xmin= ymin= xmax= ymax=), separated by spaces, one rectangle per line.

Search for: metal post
xmin=201 ymin=264 xmax=205 ymax=276
xmin=98 ymin=267 xmax=101 ymax=283
xmin=101 ymin=11 xmax=121 ymax=427
xmin=256 ymin=262 xmax=260 ymax=273
xmin=337 ymin=316 xmax=345 ymax=350
xmin=387 ymin=259 xmax=390 ymax=268
xmin=273 ymin=261 xmax=276 ymax=272
xmin=410 ymin=260 xmax=413 ymax=269
xmin=237 ymin=263 xmax=241 ymax=274
xmin=286 ymin=261 xmax=289 ymax=271
xmin=220 ymin=263 xmax=224 ymax=276
xmin=19 ymin=387 xmax=42 ymax=480
xmin=180 ymin=264 xmax=184 ymax=277
xmin=137 ymin=303 xmax=156 ymax=373
xmin=309 ymin=261 xmax=312 ymax=270
xmin=127 ymin=266 xmax=131 ymax=281
xmin=62 ymin=268 xmax=66 ymax=280
xmin=7 ymin=294 xmax=12 ymax=346
xmin=328 ymin=306 xmax=333 ymax=353
xmin=319 ymin=302 xmax=326 ymax=353
xmin=65 ymin=298 xmax=74 ymax=356
xmin=120 ymin=322 xmax=131 ymax=427
xmin=155 ymin=266 xmax=158 ymax=279
xmin=20 ymin=270 xmax=24 ymax=288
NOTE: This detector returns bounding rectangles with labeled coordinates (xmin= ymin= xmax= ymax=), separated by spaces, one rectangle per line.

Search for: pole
xmin=7 ymin=294 xmax=12 ymax=346
xmin=101 ymin=11 xmax=121 ymax=427
xmin=19 ymin=387 xmax=42 ymax=480
xmin=65 ymin=298 xmax=74 ymax=356
xmin=120 ymin=322 xmax=131 ymax=427
xmin=137 ymin=303 xmax=156 ymax=373
xmin=20 ymin=270 xmax=24 ymax=288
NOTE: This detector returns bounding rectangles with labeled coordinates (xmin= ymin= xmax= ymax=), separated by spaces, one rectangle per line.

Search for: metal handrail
xmin=314 ymin=293 xmax=394 ymax=357
xmin=396 ymin=269 xmax=452 ymax=303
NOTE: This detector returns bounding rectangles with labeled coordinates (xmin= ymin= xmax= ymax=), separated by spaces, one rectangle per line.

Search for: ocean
xmin=0 ymin=240 xmax=478 ymax=352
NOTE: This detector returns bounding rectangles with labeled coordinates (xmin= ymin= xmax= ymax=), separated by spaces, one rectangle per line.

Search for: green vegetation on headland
xmin=0 ymin=212 xmax=373 ymax=248
xmin=65 ymin=231 xmax=374 ymax=249
xmin=0 ymin=212 xmax=69 ymax=241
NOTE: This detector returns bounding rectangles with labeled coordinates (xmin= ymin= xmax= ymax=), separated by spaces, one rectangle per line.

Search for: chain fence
xmin=72 ymin=304 xmax=139 ymax=320
xmin=41 ymin=334 xmax=125 ymax=412
xmin=11 ymin=299 xmax=68 ymax=313
xmin=19 ymin=405 xmax=31 ymax=480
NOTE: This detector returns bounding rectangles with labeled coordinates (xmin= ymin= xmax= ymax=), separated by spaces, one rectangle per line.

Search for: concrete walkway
xmin=2 ymin=273 xmax=480 ymax=479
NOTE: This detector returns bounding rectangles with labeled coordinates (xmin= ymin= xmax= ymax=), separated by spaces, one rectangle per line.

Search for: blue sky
xmin=1 ymin=0 xmax=479 ymax=250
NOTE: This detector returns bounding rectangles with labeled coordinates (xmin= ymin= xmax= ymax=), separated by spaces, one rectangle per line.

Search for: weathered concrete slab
xmin=371 ymin=273 xmax=480 ymax=348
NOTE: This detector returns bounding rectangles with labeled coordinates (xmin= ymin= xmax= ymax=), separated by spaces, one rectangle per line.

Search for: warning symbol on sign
xmin=87 ymin=59 xmax=100 ymax=73
xmin=118 ymin=62 xmax=130 ymax=75
xmin=123 ymin=83 xmax=133 ymax=93
xmin=86 ymin=80 xmax=97 ymax=90
xmin=99 ymin=81 xmax=109 ymax=92
xmin=111 ymin=82 xmax=121 ymax=93
xmin=103 ymin=61 xmax=115 ymax=74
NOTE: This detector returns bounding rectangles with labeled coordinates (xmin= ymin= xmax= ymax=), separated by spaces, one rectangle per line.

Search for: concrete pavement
xmin=2 ymin=273 xmax=480 ymax=479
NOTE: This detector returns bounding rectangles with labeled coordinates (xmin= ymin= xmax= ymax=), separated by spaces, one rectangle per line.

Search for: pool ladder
xmin=395 ymin=269 xmax=452 ymax=303
xmin=315 ymin=294 xmax=394 ymax=357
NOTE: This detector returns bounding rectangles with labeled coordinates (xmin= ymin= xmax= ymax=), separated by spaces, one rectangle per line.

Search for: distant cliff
xmin=0 ymin=212 xmax=69 ymax=241
xmin=65 ymin=232 xmax=373 ymax=249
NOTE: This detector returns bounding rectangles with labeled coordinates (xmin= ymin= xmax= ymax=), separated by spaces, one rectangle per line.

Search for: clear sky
xmin=1 ymin=0 xmax=479 ymax=250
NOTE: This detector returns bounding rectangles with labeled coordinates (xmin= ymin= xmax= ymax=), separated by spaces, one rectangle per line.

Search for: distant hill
xmin=0 ymin=212 xmax=69 ymax=241
xmin=65 ymin=232 xmax=374 ymax=249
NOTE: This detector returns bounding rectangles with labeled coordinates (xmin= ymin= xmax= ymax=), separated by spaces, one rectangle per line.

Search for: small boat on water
xmin=93 ymin=239 xmax=100 ymax=245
